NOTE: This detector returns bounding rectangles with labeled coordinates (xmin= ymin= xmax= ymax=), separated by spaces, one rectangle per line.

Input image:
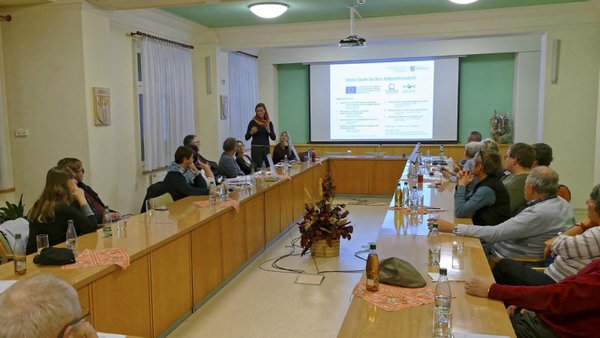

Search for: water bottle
xmin=250 ymin=168 xmax=257 ymax=187
xmin=402 ymin=182 xmax=410 ymax=207
xmin=440 ymin=144 xmax=445 ymax=159
xmin=428 ymin=223 xmax=441 ymax=266
xmin=365 ymin=243 xmax=379 ymax=291
xmin=208 ymin=183 xmax=217 ymax=207
xmin=283 ymin=154 xmax=288 ymax=166
xmin=65 ymin=219 xmax=77 ymax=252
xmin=435 ymin=267 xmax=452 ymax=309
xmin=261 ymin=161 xmax=267 ymax=175
xmin=13 ymin=233 xmax=26 ymax=275
xmin=102 ymin=207 xmax=112 ymax=238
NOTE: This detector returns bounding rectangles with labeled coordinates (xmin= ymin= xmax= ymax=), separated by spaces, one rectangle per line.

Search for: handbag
xmin=33 ymin=247 xmax=76 ymax=265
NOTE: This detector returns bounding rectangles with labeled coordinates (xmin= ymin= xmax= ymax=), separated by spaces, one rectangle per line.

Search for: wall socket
xmin=14 ymin=128 xmax=29 ymax=137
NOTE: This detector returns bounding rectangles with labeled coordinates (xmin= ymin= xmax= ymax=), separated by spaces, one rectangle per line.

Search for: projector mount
xmin=340 ymin=0 xmax=366 ymax=48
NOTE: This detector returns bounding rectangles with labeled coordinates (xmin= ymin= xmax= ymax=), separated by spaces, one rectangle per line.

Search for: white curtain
xmin=228 ymin=52 xmax=258 ymax=144
xmin=138 ymin=37 xmax=194 ymax=170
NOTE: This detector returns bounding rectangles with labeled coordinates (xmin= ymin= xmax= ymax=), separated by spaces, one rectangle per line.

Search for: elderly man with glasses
xmin=433 ymin=166 xmax=575 ymax=261
xmin=0 ymin=274 xmax=98 ymax=338
xmin=453 ymin=150 xmax=511 ymax=226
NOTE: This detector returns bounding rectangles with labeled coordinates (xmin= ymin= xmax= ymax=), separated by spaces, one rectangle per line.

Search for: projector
xmin=339 ymin=35 xmax=366 ymax=48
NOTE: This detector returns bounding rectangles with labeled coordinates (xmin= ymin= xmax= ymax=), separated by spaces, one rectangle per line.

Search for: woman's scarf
xmin=167 ymin=162 xmax=195 ymax=185
xmin=253 ymin=115 xmax=270 ymax=126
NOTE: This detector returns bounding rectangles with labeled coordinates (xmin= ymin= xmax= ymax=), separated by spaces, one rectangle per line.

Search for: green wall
xmin=278 ymin=54 xmax=515 ymax=143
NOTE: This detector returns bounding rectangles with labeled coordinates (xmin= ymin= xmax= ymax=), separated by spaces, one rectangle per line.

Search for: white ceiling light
xmin=249 ymin=2 xmax=289 ymax=19
xmin=449 ymin=0 xmax=479 ymax=4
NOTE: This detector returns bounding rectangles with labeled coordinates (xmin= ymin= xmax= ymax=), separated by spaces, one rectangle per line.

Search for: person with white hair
xmin=0 ymin=274 xmax=98 ymax=338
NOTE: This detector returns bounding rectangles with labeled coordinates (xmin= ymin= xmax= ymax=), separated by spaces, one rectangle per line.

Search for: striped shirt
xmin=545 ymin=226 xmax=600 ymax=281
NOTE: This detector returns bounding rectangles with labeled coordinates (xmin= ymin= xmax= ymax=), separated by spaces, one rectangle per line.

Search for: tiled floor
xmin=168 ymin=196 xmax=391 ymax=338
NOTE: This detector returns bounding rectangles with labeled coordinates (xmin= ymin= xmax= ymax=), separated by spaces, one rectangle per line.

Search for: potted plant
xmin=298 ymin=174 xmax=353 ymax=257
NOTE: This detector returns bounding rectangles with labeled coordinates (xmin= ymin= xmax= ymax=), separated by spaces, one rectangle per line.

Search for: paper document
xmin=0 ymin=280 xmax=16 ymax=294
xmin=97 ymin=333 xmax=126 ymax=338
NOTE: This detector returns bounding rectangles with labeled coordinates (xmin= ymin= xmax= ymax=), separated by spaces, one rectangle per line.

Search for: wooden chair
xmin=0 ymin=233 xmax=14 ymax=265
xmin=149 ymin=192 xmax=174 ymax=209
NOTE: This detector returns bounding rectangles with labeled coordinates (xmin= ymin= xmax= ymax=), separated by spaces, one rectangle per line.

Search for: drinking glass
xmin=36 ymin=234 xmax=49 ymax=255
xmin=452 ymin=230 xmax=465 ymax=254
xmin=145 ymin=199 xmax=154 ymax=216
xmin=432 ymin=307 xmax=452 ymax=338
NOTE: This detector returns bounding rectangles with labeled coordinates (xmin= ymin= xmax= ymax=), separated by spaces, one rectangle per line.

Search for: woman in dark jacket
xmin=245 ymin=103 xmax=276 ymax=168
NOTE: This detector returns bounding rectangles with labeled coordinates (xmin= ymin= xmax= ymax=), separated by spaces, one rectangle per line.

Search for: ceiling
xmin=159 ymin=0 xmax=586 ymax=29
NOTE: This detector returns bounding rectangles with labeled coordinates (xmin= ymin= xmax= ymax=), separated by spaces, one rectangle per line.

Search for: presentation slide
xmin=330 ymin=61 xmax=434 ymax=140
xmin=310 ymin=58 xmax=459 ymax=143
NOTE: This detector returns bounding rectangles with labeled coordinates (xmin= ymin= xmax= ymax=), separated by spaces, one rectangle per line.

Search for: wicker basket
xmin=311 ymin=239 xmax=340 ymax=257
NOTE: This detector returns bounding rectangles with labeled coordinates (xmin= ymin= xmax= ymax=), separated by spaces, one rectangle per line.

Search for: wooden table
xmin=0 ymin=161 xmax=328 ymax=338
xmin=327 ymin=156 xmax=407 ymax=195
xmin=338 ymin=173 xmax=516 ymax=337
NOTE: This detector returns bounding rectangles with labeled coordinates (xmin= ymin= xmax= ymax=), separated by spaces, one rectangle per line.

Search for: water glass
xmin=36 ymin=234 xmax=49 ymax=255
xmin=428 ymin=247 xmax=441 ymax=266
xmin=452 ymin=231 xmax=465 ymax=254
xmin=432 ymin=307 xmax=452 ymax=338
xmin=145 ymin=199 xmax=154 ymax=216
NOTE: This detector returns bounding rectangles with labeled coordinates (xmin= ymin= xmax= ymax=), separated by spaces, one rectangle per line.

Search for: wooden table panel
xmin=77 ymin=285 xmax=92 ymax=324
xmin=191 ymin=217 xmax=223 ymax=304
xmin=245 ymin=194 xmax=266 ymax=258
xmin=329 ymin=159 xmax=370 ymax=194
xmin=264 ymin=185 xmax=281 ymax=243
xmin=368 ymin=159 xmax=407 ymax=195
xmin=150 ymin=235 xmax=192 ymax=335
xmin=92 ymin=256 xmax=152 ymax=337
xmin=280 ymin=179 xmax=294 ymax=231
xmin=292 ymin=172 xmax=307 ymax=219
xmin=222 ymin=208 xmax=246 ymax=278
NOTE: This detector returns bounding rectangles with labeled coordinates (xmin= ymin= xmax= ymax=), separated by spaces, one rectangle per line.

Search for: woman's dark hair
xmin=174 ymin=146 xmax=194 ymax=164
xmin=255 ymin=103 xmax=270 ymax=121
xmin=183 ymin=135 xmax=196 ymax=146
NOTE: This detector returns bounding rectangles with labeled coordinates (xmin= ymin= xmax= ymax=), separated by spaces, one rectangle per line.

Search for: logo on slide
xmin=345 ymin=86 xmax=357 ymax=94
xmin=385 ymin=83 xmax=398 ymax=95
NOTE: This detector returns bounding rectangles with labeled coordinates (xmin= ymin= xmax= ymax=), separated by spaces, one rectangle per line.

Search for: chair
xmin=0 ymin=233 xmax=13 ymax=265
xmin=149 ymin=192 xmax=174 ymax=209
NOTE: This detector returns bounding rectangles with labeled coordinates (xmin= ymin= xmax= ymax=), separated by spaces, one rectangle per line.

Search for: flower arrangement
xmin=298 ymin=174 xmax=353 ymax=256
xmin=490 ymin=110 xmax=512 ymax=143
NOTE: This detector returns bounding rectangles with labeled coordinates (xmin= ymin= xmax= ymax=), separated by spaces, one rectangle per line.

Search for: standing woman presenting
xmin=245 ymin=103 xmax=276 ymax=168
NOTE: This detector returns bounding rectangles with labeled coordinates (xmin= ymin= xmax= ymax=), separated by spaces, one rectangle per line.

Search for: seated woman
xmin=164 ymin=146 xmax=210 ymax=201
xmin=492 ymin=183 xmax=600 ymax=286
xmin=236 ymin=140 xmax=255 ymax=175
xmin=272 ymin=131 xmax=297 ymax=164
xmin=26 ymin=166 xmax=98 ymax=254
xmin=182 ymin=134 xmax=217 ymax=184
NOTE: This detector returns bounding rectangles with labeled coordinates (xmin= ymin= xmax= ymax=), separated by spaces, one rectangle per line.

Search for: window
xmin=228 ymin=52 xmax=258 ymax=143
xmin=135 ymin=37 xmax=195 ymax=171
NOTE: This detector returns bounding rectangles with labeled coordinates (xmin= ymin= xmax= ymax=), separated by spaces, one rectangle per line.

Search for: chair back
xmin=149 ymin=192 xmax=174 ymax=209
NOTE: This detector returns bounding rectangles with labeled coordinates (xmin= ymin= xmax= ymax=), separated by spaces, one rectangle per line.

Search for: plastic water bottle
xmin=102 ymin=207 xmax=112 ymax=238
xmin=283 ymin=154 xmax=288 ymax=166
xmin=65 ymin=219 xmax=77 ymax=252
xmin=440 ymin=144 xmax=445 ymax=159
xmin=13 ymin=233 xmax=26 ymax=275
xmin=402 ymin=182 xmax=410 ymax=207
xmin=435 ymin=267 xmax=452 ymax=309
xmin=394 ymin=182 xmax=402 ymax=208
xmin=428 ymin=223 xmax=441 ymax=266
xmin=261 ymin=161 xmax=267 ymax=175
xmin=365 ymin=243 xmax=379 ymax=291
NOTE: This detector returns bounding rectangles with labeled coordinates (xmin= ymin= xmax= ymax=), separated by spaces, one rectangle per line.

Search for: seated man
xmin=458 ymin=130 xmax=482 ymax=167
xmin=219 ymin=137 xmax=245 ymax=178
xmin=502 ymin=143 xmax=536 ymax=214
xmin=532 ymin=142 xmax=571 ymax=201
xmin=164 ymin=146 xmax=210 ymax=201
xmin=183 ymin=134 xmax=220 ymax=179
xmin=0 ymin=274 xmax=98 ymax=338
xmin=442 ymin=141 xmax=481 ymax=181
xmin=454 ymin=150 xmax=511 ymax=226
xmin=58 ymin=157 xmax=120 ymax=224
xmin=436 ymin=166 xmax=574 ymax=260
xmin=492 ymin=183 xmax=600 ymax=286
xmin=465 ymin=258 xmax=600 ymax=338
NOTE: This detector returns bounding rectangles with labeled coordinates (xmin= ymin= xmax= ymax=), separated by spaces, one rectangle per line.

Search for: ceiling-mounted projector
xmin=339 ymin=35 xmax=366 ymax=48
xmin=339 ymin=0 xmax=366 ymax=48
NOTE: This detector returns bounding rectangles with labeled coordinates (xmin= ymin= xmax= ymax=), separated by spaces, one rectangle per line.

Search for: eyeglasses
xmin=57 ymin=309 xmax=90 ymax=338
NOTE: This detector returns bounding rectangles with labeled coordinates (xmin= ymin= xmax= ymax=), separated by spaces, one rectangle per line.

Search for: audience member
xmin=502 ymin=143 xmax=536 ymax=214
xmin=272 ymin=131 xmax=297 ymax=164
xmin=532 ymin=142 xmax=571 ymax=201
xmin=465 ymin=258 xmax=600 ymax=338
xmin=492 ymin=183 xmax=600 ymax=286
xmin=444 ymin=141 xmax=481 ymax=181
xmin=183 ymin=134 xmax=219 ymax=180
xmin=468 ymin=130 xmax=483 ymax=143
xmin=481 ymin=138 xmax=499 ymax=152
xmin=454 ymin=150 xmax=511 ymax=225
xmin=236 ymin=140 xmax=255 ymax=175
xmin=57 ymin=158 xmax=120 ymax=224
xmin=0 ymin=274 xmax=98 ymax=338
xmin=163 ymin=146 xmax=209 ymax=201
xmin=26 ymin=166 xmax=98 ymax=254
xmin=435 ymin=167 xmax=574 ymax=260
xmin=245 ymin=103 xmax=276 ymax=168
xmin=219 ymin=137 xmax=245 ymax=178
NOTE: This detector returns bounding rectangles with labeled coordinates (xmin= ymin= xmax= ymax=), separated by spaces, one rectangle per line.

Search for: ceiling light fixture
xmin=249 ymin=2 xmax=289 ymax=19
xmin=449 ymin=0 xmax=479 ymax=4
